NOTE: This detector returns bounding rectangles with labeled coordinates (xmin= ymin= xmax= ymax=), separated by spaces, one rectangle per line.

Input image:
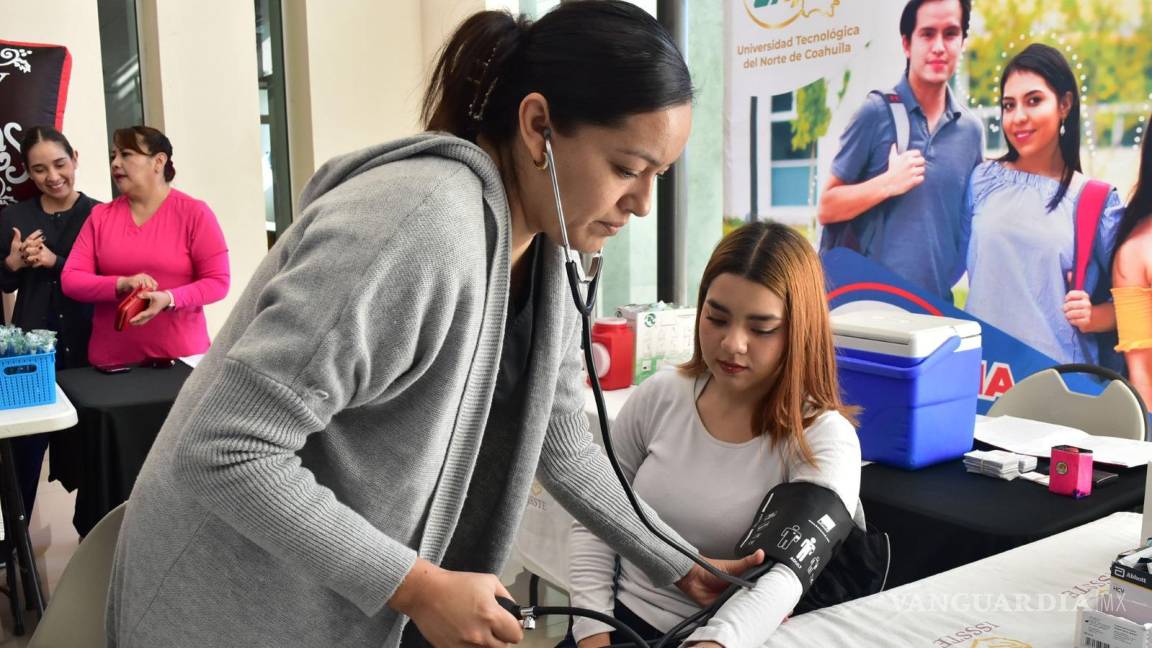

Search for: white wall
xmin=301 ymin=0 xmax=424 ymax=169
xmin=139 ymin=0 xmax=268 ymax=336
xmin=284 ymin=0 xmax=501 ymax=203
xmin=0 ymin=0 xmax=112 ymax=203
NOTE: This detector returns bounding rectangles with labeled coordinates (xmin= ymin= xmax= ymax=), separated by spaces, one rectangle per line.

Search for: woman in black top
xmin=0 ymin=126 xmax=98 ymax=513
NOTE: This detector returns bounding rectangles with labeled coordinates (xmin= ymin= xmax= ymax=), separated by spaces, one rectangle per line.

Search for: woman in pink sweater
xmin=62 ymin=126 xmax=230 ymax=367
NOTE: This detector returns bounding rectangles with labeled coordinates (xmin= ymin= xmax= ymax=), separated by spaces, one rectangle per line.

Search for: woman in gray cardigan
xmin=107 ymin=2 xmax=763 ymax=647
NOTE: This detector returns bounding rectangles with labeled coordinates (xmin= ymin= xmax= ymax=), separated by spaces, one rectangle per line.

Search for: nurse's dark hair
xmin=422 ymin=0 xmax=693 ymax=142
xmin=997 ymin=43 xmax=1081 ymax=211
xmin=680 ymin=221 xmax=858 ymax=467
xmin=19 ymin=126 xmax=75 ymax=167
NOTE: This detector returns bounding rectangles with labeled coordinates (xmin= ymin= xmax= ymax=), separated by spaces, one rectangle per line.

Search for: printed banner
xmin=0 ymin=40 xmax=72 ymax=206
xmin=724 ymin=0 xmax=882 ymax=229
xmin=822 ymin=248 xmax=1107 ymax=414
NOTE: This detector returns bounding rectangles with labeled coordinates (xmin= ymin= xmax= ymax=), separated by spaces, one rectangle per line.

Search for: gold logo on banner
xmin=743 ymin=0 xmax=840 ymax=30
xmin=969 ymin=638 xmax=1032 ymax=648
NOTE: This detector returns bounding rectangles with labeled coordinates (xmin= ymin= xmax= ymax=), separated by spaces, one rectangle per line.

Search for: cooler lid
xmin=832 ymin=310 xmax=982 ymax=358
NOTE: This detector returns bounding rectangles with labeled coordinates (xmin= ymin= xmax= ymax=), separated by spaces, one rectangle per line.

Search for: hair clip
xmin=468 ymin=44 xmax=502 ymax=122
xmin=468 ymin=76 xmax=500 ymax=122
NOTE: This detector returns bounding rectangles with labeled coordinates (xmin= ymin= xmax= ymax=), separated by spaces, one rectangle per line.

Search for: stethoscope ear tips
xmin=542 ymin=126 xmax=552 ymax=141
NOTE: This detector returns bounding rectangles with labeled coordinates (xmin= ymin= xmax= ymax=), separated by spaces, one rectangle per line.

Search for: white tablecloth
xmin=763 ymin=512 xmax=1141 ymax=647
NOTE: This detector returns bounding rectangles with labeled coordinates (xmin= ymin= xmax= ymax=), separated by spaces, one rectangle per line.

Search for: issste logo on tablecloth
xmin=743 ymin=0 xmax=840 ymax=30
xmin=968 ymin=639 xmax=1032 ymax=648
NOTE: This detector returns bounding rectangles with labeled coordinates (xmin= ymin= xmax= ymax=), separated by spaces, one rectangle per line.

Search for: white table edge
xmin=0 ymin=385 xmax=78 ymax=440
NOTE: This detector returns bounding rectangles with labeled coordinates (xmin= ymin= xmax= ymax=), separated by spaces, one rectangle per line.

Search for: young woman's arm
xmin=567 ymin=380 xmax=658 ymax=645
xmin=1066 ymin=190 xmax=1125 ymax=333
xmin=684 ymin=412 xmax=862 ymax=648
xmin=1113 ymin=228 xmax=1152 ymax=405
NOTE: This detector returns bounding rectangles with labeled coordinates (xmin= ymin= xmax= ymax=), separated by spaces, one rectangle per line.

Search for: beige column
xmin=137 ymin=0 xmax=268 ymax=336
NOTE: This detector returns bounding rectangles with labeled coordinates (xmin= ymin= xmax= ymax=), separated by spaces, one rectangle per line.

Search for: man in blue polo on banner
xmin=817 ymin=0 xmax=983 ymax=303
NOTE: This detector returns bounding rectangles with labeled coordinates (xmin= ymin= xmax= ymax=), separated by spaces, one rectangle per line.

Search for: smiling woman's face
xmin=1001 ymin=69 xmax=1071 ymax=163
xmin=25 ymin=141 xmax=78 ymax=202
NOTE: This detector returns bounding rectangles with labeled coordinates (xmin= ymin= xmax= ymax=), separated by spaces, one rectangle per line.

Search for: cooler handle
xmin=835 ymin=335 xmax=962 ymax=379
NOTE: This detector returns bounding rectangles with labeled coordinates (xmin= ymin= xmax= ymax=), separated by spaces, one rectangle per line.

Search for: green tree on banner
xmin=966 ymin=0 xmax=1151 ymax=159
xmin=792 ymin=79 xmax=832 ymax=238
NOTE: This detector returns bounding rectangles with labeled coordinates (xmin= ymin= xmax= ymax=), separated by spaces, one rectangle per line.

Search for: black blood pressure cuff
xmin=734 ymin=481 xmax=854 ymax=593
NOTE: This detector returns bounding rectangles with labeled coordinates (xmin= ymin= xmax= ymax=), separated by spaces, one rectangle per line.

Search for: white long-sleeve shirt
xmin=568 ymin=369 xmax=862 ymax=648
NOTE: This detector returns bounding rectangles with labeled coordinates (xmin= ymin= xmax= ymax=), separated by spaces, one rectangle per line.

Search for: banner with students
xmin=726 ymin=0 xmax=1152 ymax=409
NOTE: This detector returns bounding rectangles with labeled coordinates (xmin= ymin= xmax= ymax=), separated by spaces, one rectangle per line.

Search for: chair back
xmin=987 ymin=364 xmax=1149 ymax=441
xmin=28 ymin=502 xmax=126 ymax=648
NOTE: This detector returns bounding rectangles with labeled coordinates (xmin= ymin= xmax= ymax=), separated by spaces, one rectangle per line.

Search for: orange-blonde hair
xmin=680 ymin=221 xmax=857 ymax=466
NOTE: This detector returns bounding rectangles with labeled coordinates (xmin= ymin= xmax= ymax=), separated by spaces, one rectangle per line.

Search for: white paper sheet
xmin=974 ymin=414 xmax=1152 ymax=468
xmin=180 ymin=354 xmax=205 ymax=369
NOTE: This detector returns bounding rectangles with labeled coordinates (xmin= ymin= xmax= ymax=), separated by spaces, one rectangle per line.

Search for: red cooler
xmin=589 ymin=318 xmax=634 ymax=390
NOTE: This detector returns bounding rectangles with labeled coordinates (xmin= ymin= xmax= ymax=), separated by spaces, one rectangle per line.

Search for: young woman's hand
xmin=22 ymin=238 xmax=58 ymax=269
xmin=578 ymin=633 xmax=612 ymax=648
xmin=685 ymin=642 xmax=725 ymax=648
xmin=675 ymin=550 xmax=765 ymax=607
xmin=1063 ymin=289 xmax=1093 ymax=331
xmin=389 ymin=558 xmax=524 ymax=648
xmin=1063 ymin=289 xmax=1116 ymax=334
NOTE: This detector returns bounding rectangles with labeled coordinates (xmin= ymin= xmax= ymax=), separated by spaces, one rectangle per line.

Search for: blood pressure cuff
xmin=794 ymin=523 xmax=890 ymax=614
xmin=734 ymin=481 xmax=854 ymax=593
xmin=734 ymin=481 xmax=890 ymax=612
xmin=0 ymin=40 xmax=72 ymax=206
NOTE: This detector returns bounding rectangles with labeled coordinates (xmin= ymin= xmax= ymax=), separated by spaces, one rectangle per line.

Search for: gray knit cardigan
xmin=105 ymin=134 xmax=695 ymax=647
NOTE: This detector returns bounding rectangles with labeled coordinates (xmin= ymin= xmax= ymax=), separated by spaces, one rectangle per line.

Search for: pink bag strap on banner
xmin=1072 ymin=179 xmax=1111 ymax=292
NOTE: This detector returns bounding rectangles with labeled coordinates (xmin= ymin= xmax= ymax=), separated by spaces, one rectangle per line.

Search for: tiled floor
xmin=0 ymin=458 xmax=80 ymax=645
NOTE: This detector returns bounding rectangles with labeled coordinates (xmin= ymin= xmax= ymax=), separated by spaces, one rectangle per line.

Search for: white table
xmin=763 ymin=511 xmax=1141 ymax=647
xmin=0 ymin=386 xmax=77 ymax=634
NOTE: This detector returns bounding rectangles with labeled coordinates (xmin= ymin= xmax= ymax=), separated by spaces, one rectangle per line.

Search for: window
xmin=768 ymin=92 xmax=816 ymax=209
xmin=97 ymin=0 xmax=145 ymax=197
xmin=256 ymin=0 xmax=291 ymax=247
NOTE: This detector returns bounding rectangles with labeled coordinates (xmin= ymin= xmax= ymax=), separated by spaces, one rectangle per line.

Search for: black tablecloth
xmin=861 ymin=457 xmax=1146 ymax=587
xmin=51 ymin=364 xmax=192 ymax=535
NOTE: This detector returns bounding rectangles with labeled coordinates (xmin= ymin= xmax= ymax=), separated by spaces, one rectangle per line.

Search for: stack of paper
xmin=974 ymin=415 xmax=1152 ymax=468
xmin=963 ymin=449 xmax=1036 ymax=480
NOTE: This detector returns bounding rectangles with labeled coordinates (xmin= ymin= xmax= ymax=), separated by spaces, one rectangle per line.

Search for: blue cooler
xmin=832 ymin=311 xmax=982 ymax=469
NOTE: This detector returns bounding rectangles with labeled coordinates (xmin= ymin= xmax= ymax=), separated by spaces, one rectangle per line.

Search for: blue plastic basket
xmin=0 ymin=351 xmax=56 ymax=410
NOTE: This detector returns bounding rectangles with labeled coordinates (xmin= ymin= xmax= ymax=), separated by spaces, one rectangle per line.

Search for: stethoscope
xmin=542 ymin=131 xmax=602 ymax=319
xmin=497 ymin=129 xmax=764 ymax=631
xmin=542 ymin=126 xmax=754 ymax=587
xmin=495 ymin=129 xmax=763 ymax=647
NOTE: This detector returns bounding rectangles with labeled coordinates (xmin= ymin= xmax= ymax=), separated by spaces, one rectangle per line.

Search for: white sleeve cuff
xmin=572 ymin=617 xmax=620 ymax=643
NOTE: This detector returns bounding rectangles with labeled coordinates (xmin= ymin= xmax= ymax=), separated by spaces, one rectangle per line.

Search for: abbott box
xmin=1077 ymin=588 xmax=1152 ymax=648
xmin=615 ymin=303 xmax=696 ymax=385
